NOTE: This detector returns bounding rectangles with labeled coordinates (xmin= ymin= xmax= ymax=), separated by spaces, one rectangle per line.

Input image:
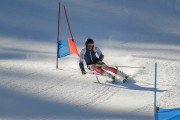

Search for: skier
xmin=79 ymin=38 xmax=128 ymax=83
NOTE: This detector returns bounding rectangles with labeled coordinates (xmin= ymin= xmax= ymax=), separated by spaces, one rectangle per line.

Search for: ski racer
xmin=79 ymin=38 xmax=128 ymax=83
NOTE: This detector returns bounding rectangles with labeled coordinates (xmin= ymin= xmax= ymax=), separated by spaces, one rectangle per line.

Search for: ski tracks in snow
xmin=0 ymin=60 xmax=120 ymax=108
xmin=0 ymin=52 xmax=180 ymax=120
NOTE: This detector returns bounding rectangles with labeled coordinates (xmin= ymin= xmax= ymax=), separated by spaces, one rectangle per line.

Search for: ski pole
xmin=109 ymin=65 xmax=146 ymax=69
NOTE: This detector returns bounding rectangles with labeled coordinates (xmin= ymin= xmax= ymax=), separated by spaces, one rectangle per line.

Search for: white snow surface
xmin=0 ymin=38 xmax=180 ymax=120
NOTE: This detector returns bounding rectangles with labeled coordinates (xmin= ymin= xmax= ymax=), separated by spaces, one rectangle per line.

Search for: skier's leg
xmin=89 ymin=65 xmax=115 ymax=79
xmin=90 ymin=65 xmax=104 ymax=74
xmin=102 ymin=65 xmax=118 ymax=74
xmin=102 ymin=64 xmax=127 ymax=79
xmin=116 ymin=70 xmax=127 ymax=78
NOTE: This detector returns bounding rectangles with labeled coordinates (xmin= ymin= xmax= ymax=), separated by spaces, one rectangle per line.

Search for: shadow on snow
xmin=0 ymin=86 xmax=152 ymax=120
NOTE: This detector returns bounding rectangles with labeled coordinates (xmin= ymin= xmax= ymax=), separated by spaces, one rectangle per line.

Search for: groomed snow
xmin=0 ymin=38 xmax=180 ymax=120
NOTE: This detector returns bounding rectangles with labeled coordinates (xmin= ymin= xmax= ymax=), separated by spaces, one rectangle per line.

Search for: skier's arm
xmin=79 ymin=49 xmax=85 ymax=72
xmin=95 ymin=47 xmax=104 ymax=62
xmin=79 ymin=62 xmax=85 ymax=71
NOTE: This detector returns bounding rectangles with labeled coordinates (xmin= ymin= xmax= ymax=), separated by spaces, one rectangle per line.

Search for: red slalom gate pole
xmin=64 ymin=5 xmax=74 ymax=41
xmin=56 ymin=2 xmax=60 ymax=69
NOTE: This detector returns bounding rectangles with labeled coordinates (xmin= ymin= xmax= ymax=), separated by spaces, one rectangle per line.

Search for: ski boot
xmin=123 ymin=76 xmax=129 ymax=83
xmin=116 ymin=70 xmax=129 ymax=83
xmin=112 ymin=76 xmax=116 ymax=84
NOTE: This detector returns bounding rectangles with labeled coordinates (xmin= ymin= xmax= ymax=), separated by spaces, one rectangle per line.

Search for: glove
xmin=81 ymin=70 xmax=87 ymax=75
xmin=96 ymin=63 xmax=102 ymax=67
xmin=96 ymin=60 xmax=103 ymax=67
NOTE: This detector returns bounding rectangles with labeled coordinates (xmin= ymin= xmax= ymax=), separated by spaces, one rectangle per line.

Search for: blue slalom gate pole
xmin=154 ymin=63 xmax=157 ymax=120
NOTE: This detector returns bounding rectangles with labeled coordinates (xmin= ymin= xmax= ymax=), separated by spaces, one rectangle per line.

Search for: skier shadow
xmin=121 ymin=79 xmax=166 ymax=92
xmin=95 ymin=78 xmax=167 ymax=92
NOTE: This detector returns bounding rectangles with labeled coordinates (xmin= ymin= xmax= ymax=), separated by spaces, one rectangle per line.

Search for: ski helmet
xmin=85 ymin=38 xmax=94 ymax=46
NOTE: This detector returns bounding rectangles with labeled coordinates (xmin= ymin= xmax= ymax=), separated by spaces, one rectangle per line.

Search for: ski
xmin=106 ymin=80 xmax=116 ymax=84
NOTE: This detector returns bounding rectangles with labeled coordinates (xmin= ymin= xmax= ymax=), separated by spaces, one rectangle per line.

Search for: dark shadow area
xmin=0 ymin=85 xmax=152 ymax=120
xmin=95 ymin=79 xmax=166 ymax=92
xmin=0 ymin=47 xmax=54 ymax=59
xmin=1 ymin=0 xmax=180 ymax=45
xmin=0 ymin=53 xmax=27 ymax=59
xmin=0 ymin=47 xmax=54 ymax=54
xmin=120 ymin=79 xmax=166 ymax=92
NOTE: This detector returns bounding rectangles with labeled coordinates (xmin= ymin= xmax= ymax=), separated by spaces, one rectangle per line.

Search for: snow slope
xmin=1 ymin=0 xmax=180 ymax=120
xmin=0 ymin=38 xmax=180 ymax=120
